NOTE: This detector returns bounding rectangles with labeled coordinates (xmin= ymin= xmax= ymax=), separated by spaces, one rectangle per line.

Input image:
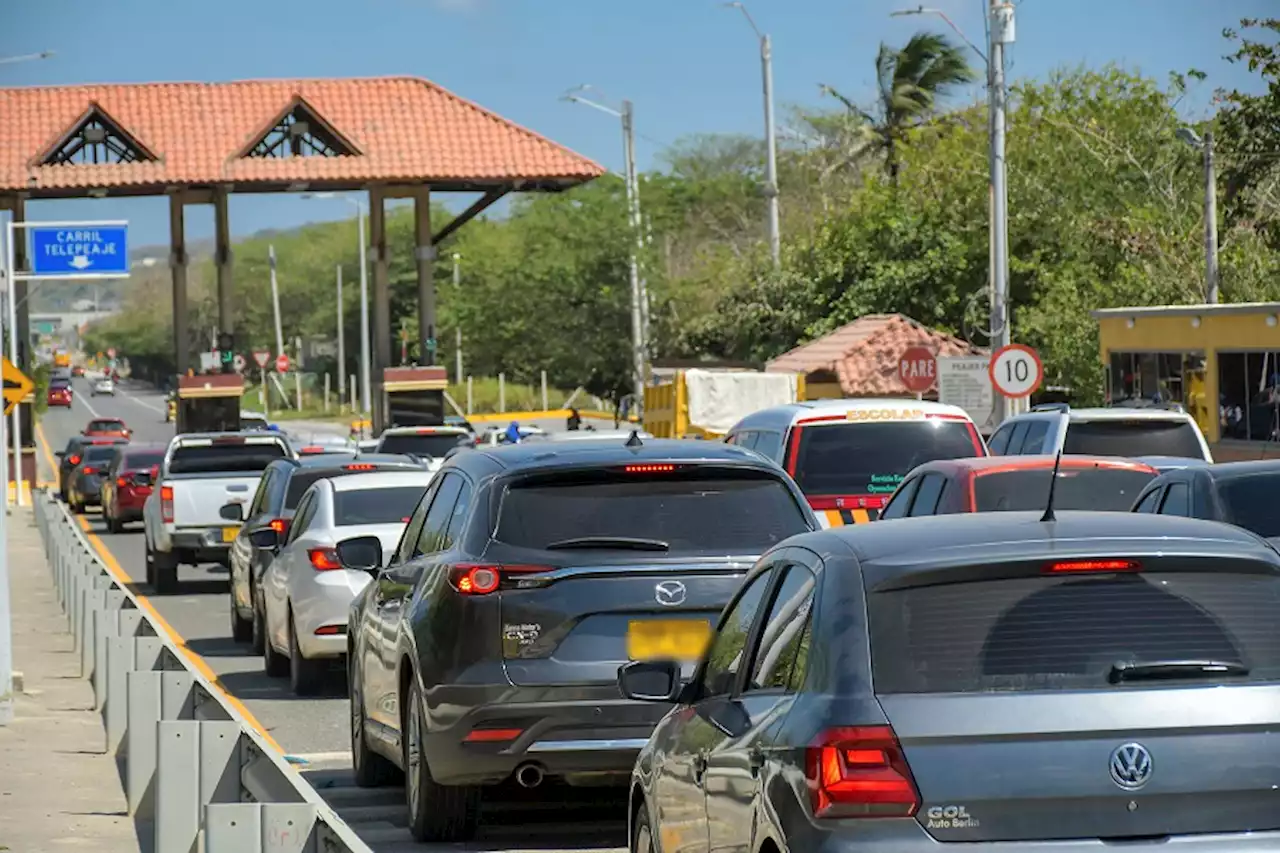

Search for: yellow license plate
xmin=222 ymin=526 xmax=241 ymax=543
xmin=627 ymin=619 xmax=712 ymax=662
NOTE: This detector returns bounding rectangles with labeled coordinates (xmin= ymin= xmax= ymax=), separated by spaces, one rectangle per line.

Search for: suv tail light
xmin=68 ymin=454 xmax=81 ymax=466
xmin=269 ymin=518 xmax=290 ymax=535
xmin=344 ymin=463 xmax=377 ymax=471
xmin=160 ymin=485 xmax=174 ymax=523
xmin=117 ymin=476 xmax=128 ymax=487
xmin=81 ymin=466 xmax=97 ymax=475
xmin=308 ymin=547 xmax=342 ymax=571
xmin=449 ymin=563 xmax=552 ymax=595
xmin=1046 ymin=559 xmax=1140 ymax=574
xmin=806 ymin=726 xmax=920 ymax=818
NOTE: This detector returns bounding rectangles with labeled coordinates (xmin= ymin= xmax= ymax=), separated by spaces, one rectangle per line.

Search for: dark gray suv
xmin=339 ymin=436 xmax=817 ymax=842
xmin=623 ymin=510 xmax=1280 ymax=852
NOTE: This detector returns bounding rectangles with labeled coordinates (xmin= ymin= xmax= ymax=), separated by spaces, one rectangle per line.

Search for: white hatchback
xmin=92 ymin=377 xmax=115 ymax=396
xmin=258 ymin=469 xmax=433 ymax=695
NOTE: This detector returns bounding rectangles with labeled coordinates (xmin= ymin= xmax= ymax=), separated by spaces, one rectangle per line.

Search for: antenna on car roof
xmin=1040 ymin=450 xmax=1063 ymax=523
xmin=625 ymin=430 xmax=644 ymax=448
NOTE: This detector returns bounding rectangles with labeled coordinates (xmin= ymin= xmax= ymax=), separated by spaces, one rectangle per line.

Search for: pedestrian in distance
xmin=504 ymin=421 xmax=522 ymax=445
xmin=567 ymin=407 xmax=582 ymax=431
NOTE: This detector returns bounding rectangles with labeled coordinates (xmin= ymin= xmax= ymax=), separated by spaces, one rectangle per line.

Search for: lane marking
xmin=72 ymin=514 xmax=284 ymax=754
xmin=35 ymin=421 xmax=57 ymax=482
xmin=73 ymin=388 xmax=101 ymax=418
xmin=123 ymin=391 xmax=165 ymax=414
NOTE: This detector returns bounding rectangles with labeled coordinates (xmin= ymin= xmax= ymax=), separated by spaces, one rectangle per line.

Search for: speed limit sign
xmin=989 ymin=344 xmax=1043 ymax=398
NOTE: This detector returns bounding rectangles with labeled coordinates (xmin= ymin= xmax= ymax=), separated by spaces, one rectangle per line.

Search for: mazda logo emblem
xmin=1109 ymin=742 xmax=1152 ymax=790
xmin=654 ymin=581 xmax=687 ymax=606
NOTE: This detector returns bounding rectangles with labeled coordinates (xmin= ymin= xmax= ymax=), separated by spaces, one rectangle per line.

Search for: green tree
xmin=1216 ymin=17 xmax=1280 ymax=247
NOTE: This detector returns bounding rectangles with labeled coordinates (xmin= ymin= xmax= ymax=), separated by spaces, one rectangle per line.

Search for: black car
xmin=56 ymin=435 xmax=127 ymax=502
xmin=226 ymin=453 xmax=427 ymax=650
xmin=65 ymin=442 xmax=126 ymax=514
xmin=336 ymin=436 xmax=817 ymax=842
xmin=622 ymin=511 xmax=1280 ymax=853
xmin=1132 ymin=459 xmax=1280 ymax=544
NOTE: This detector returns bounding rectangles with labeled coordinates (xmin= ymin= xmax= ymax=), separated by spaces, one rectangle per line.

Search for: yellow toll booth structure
xmin=1093 ymin=302 xmax=1280 ymax=460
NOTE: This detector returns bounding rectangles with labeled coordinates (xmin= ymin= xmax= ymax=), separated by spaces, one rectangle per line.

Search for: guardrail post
xmin=162 ymin=671 xmax=196 ymax=720
xmin=205 ymin=803 xmax=319 ymax=853
xmin=105 ymin=610 xmax=144 ymax=754
xmin=157 ymin=720 xmax=202 ymax=853
xmin=126 ymin=669 xmax=161 ymax=818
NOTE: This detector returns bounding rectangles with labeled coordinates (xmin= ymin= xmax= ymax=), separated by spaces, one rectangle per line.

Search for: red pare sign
xmin=898 ymin=346 xmax=937 ymax=394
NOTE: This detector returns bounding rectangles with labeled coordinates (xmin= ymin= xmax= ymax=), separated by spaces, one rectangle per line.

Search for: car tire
xmin=263 ymin=611 xmax=289 ymax=678
xmin=404 ymin=676 xmax=480 ymax=842
xmin=230 ymin=588 xmax=253 ymax=643
xmin=631 ymin=802 xmax=656 ymax=853
xmin=105 ymin=508 xmax=121 ymax=534
xmin=151 ymin=548 xmax=178 ymax=594
xmin=350 ymin=652 xmax=398 ymax=788
xmin=249 ymin=585 xmax=266 ymax=656
xmin=288 ymin=613 xmax=326 ymax=696
xmin=69 ymin=493 xmax=83 ymax=515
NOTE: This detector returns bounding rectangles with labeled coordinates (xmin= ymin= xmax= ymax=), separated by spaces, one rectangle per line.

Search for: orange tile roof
xmin=766 ymin=314 xmax=984 ymax=396
xmin=0 ymin=77 xmax=604 ymax=197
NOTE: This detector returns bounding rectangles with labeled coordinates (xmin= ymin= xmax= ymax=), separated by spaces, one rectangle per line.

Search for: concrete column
xmin=369 ymin=187 xmax=390 ymax=432
xmin=413 ymin=187 xmax=436 ymax=366
xmin=169 ymin=195 xmax=189 ymax=378
xmin=213 ymin=188 xmax=232 ymax=336
xmin=11 ymin=196 xmax=28 ymax=367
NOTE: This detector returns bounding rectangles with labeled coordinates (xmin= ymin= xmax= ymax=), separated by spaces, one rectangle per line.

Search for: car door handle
xmin=693 ymin=752 xmax=708 ymax=785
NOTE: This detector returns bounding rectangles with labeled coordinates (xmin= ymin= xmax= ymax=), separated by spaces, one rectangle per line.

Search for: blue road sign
xmin=30 ymin=225 xmax=129 ymax=277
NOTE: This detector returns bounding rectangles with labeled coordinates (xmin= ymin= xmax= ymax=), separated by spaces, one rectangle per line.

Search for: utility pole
xmin=1202 ymin=131 xmax=1219 ymax=304
xmin=621 ymin=99 xmax=646 ymax=412
xmin=335 ymin=264 xmax=345 ymax=408
xmin=356 ymin=205 xmax=371 ymax=416
xmin=725 ymin=3 xmax=781 ymax=268
xmin=989 ymin=0 xmax=1014 ymax=425
xmin=452 ymin=253 xmax=463 ymax=384
xmin=268 ymin=245 xmax=284 ymax=357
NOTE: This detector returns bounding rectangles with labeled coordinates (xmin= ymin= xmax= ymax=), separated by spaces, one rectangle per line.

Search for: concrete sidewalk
xmin=0 ymin=507 xmax=142 ymax=852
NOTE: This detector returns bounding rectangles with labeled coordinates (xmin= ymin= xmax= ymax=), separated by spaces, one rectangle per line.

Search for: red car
xmin=83 ymin=417 xmax=131 ymax=439
xmin=47 ymin=382 xmax=72 ymax=408
xmin=101 ymin=445 xmax=165 ymax=533
xmin=880 ymin=454 xmax=1160 ymax=518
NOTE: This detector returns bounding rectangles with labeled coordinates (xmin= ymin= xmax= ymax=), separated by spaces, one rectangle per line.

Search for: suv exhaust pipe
xmin=515 ymin=763 xmax=544 ymax=789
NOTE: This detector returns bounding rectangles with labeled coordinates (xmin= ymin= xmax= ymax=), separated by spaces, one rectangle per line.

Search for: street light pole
xmin=1175 ymin=127 xmax=1220 ymax=304
xmin=335 ymin=264 xmax=345 ymax=409
xmin=452 ymin=253 xmax=463 ymax=384
xmin=356 ymin=203 xmax=371 ymax=415
xmin=989 ymin=0 xmax=1014 ymax=423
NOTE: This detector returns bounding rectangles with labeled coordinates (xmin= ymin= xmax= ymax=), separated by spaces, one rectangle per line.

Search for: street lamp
xmin=722 ymin=2 xmax=781 ymax=268
xmin=893 ymin=1 xmax=1013 ymax=424
xmin=301 ymin=192 xmax=371 ymax=415
xmin=1176 ymin=127 xmax=1219 ymax=304
xmin=562 ymin=85 xmax=648 ymax=412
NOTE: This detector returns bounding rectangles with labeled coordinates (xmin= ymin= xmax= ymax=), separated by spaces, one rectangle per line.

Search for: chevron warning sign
xmin=3 ymin=357 xmax=34 ymax=416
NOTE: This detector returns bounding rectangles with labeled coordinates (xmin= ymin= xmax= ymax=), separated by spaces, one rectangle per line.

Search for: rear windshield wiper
xmin=544 ymin=536 xmax=670 ymax=551
xmin=1108 ymin=660 xmax=1249 ymax=684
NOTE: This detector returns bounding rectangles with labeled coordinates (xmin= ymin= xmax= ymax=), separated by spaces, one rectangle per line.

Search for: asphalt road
xmin=37 ymin=378 xmax=629 ymax=853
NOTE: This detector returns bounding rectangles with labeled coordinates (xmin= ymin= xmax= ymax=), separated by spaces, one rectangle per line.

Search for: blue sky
xmin=0 ymin=0 xmax=1270 ymax=248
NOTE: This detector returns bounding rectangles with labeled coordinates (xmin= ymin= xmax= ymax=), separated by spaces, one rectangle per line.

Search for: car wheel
xmin=230 ymin=586 xmax=253 ymax=643
xmin=249 ymin=585 xmax=266 ymax=656
xmin=151 ymin=547 xmax=178 ymax=594
xmin=262 ymin=608 xmax=289 ymax=677
xmin=105 ymin=507 xmax=121 ymax=534
xmin=288 ymin=612 xmax=326 ymax=696
xmin=404 ymin=675 xmax=480 ymax=842
xmin=632 ymin=802 xmax=656 ymax=853
xmin=69 ymin=492 xmax=83 ymax=514
xmin=350 ymin=652 xmax=398 ymax=787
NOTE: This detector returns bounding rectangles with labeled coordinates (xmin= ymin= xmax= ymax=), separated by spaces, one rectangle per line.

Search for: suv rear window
xmin=168 ymin=442 xmax=289 ymax=474
xmin=1220 ymin=474 xmax=1280 ymax=539
xmin=974 ymin=467 xmax=1155 ymax=512
xmin=124 ymin=451 xmax=165 ymax=470
xmin=87 ymin=419 xmax=125 ymax=431
xmin=334 ymin=486 xmax=427 ymax=526
xmin=792 ymin=421 xmax=981 ymax=497
xmin=84 ymin=445 xmax=118 ymax=464
xmin=377 ymin=432 xmax=469 ymax=458
xmin=285 ymin=467 xmax=403 ymax=509
xmin=495 ymin=468 xmax=809 ymax=556
xmin=868 ymin=570 xmax=1280 ymax=693
xmin=1062 ymin=420 xmax=1203 ymax=459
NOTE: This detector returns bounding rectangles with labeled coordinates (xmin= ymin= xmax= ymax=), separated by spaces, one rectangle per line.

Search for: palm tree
xmin=821 ymin=31 xmax=976 ymax=184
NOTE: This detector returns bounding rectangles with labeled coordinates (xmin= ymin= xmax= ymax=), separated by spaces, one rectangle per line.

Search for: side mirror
xmin=617 ymin=660 xmax=682 ymax=703
xmin=219 ymin=503 xmax=244 ymax=522
xmin=55 ymin=450 xmax=65 ymax=458
xmin=248 ymin=529 xmax=279 ymax=550
xmin=335 ymin=535 xmax=382 ymax=572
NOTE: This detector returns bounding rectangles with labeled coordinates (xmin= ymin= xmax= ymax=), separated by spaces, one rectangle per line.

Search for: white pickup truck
xmin=143 ymin=432 xmax=294 ymax=593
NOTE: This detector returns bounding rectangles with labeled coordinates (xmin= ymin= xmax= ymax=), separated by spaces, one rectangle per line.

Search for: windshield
xmin=1219 ymin=474 xmax=1280 ymax=539
xmin=1062 ymin=420 xmax=1203 ymax=459
xmin=378 ymin=432 xmax=469 ymax=458
xmin=974 ymin=466 xmax=1156 ymax=512
xmin=333 ymin=486 xmax=427 ymax=526
xmin=168 ymin=442 xmax=288 ymax=474
xmin=83 ymin=446 xmax=118 ymax=464
xmin=87 ymin=420 xmax=125 ymax=432
xmin=791 ymin=421 xmax=981 ymax=496
xmin=495 ymin=468 xmax=809 ymax=556
xmin=284 ymin=467 xmax=408 ymax=509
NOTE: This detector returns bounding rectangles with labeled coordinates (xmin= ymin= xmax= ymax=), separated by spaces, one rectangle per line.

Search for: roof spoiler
xmin=1032 ymin=403 xmax=1070 ymax=413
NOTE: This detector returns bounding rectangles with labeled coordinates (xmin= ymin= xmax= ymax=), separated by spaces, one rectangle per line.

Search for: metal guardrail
xmin=33 ymin=490 xmax=374 ymax=853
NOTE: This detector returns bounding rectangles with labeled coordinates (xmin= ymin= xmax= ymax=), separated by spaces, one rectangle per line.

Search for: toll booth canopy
xmin=177 ymin=374 xmax=244 ymax=434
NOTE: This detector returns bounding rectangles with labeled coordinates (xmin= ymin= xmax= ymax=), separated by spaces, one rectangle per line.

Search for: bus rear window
xmin=791 ymin=421 xmax=981 ymax=496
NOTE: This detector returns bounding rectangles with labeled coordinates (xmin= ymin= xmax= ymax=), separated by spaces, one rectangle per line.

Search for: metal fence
xmin=34 ymin=490 xmax=373 ymax=853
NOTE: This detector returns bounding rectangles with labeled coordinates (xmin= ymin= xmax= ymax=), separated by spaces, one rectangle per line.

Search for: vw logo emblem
xmin=1109 ymin=743 xmax=1152 ymax=790
xmin=654 ymin=581 xmax=687 ymax=607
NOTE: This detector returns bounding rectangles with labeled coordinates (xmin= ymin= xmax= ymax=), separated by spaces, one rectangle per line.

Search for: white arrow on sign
xmin=69 ymin=256 xmax=93 ymax=270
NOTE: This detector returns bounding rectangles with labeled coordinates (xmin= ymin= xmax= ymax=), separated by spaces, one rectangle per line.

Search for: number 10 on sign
xmin=989 ymin=344 xmax=1043 ymax=398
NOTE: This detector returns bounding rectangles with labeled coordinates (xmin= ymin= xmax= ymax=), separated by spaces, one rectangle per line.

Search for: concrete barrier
xmin=34 ymin=491 xmax=374 ymax=853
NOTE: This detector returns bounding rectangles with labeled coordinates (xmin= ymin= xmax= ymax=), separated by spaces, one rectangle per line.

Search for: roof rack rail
xmin=1032 ymin=403 xmax=1070 ymax=413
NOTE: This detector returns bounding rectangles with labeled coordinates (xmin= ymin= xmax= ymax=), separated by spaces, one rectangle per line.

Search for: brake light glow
xmin=806 ymin=726 xmax=920 ymax=818
xmin=344 ymin=463 xmax=376 ymax=471
xmin=624 ymin=464 xmax=676 ymax=474
xmin=117 ymin=477 xmax=128 ymax=487
xmin=81 ymin=467 xmax=97 ymax=475
xmin=160 ymin=486 xmax=174 ymax=523
xmin=300 ymin=446 xmax=324 ymax=454
xmin=68 ymin=454 xmax=81 ymax=466
xmin=1047 ymin=559 xmax=1140 ymax=573
xmin=314 ymin=625 xmax=347 ymax=636
xmin=463 ymin=728 xmax=523 ymax=743
xmin=808 ymin=495 xmax=888 ymax=511
xmin=269 ymin=518 xmax=290 ymax=535
xmin=416 ymin=429 xmax=439 ymax=435
xmin=308 ymin=548 xmax=342 ymax=571
xmin=449 ymin=563 xmax=551 ymax=595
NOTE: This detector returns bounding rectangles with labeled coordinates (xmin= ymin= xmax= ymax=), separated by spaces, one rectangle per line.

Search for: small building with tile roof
xmin=766 ymin=314 xmax=983 ymax=399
